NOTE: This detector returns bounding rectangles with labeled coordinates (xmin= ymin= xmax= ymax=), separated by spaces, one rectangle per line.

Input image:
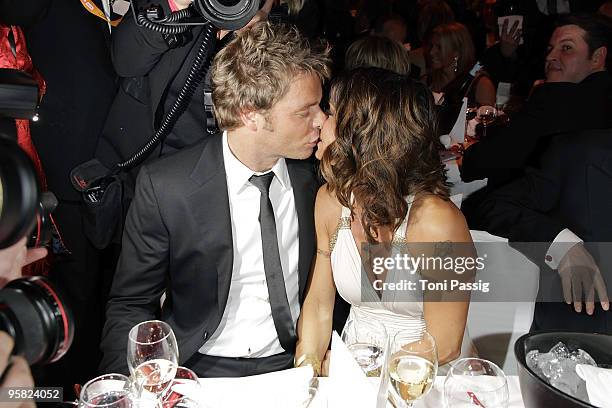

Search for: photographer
xmin=96 ymin=0 xmax=275 ymax=175
xmin=0 ymin=238 xmax=48 ymax=408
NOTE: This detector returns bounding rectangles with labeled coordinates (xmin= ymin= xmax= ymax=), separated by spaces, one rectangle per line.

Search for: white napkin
xmin=496 ymin=82 xmax=512 ymax=107
xmin=196 ymin=366 xmax=314 ymax=408
xmin=329 ymin=331 xmax=379 ymax=408
xmin=445 ymin=97 xmax=468 ymax=145
xmin=575 ymin=364 xmax=612 ymax=407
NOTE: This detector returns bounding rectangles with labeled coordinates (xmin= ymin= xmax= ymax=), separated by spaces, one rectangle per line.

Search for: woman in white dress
xmin=296 ymin=67 xmax=475 ymax=375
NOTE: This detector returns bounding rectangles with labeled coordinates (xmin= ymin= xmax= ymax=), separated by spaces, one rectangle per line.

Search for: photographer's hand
xmin=0 ymin=332 xmax=35 ymax=408
xmin=0 ymin=238 xmax=47 ymax=289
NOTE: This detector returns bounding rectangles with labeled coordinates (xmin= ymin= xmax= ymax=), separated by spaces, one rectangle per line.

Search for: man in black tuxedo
xmin=479 ymin=129 xmax=612 ymax=333
xmin=461 ymin=13 xmax=612 ymax=228
xmin=99 ymin=22 xmax=331 ymax=377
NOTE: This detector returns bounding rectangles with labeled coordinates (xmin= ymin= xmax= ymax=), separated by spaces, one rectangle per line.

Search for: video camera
xmin=0 ymin=68 xmax=74 ymax=365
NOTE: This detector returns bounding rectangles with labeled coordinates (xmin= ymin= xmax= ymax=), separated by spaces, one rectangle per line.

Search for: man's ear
xmin=239 ymin=110 xmax=258 ymax=131
xmin=591 ymin=46 xmax=607 ymax=70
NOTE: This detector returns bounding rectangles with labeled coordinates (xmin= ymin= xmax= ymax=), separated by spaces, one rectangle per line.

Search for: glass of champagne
xmin=444 ymin=358 xmax=509 ymax=408
xmin=127 ymin=320 xmax=179 ymax=402
xmin=387 ymin=330 xmax=437 ymax=407
xmin=79 ymin=373 xmax=133 ymax=408
xmin=160 ymin=366 xmax=202 ymax=408
xmin=341 ymin=316 xmax=388 ymax=377
xmin=476 ymin=105 xmax=497 ymax=139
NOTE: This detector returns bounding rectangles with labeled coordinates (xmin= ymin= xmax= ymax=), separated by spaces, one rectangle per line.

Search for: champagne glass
xmin=476 ymin=105 xmax=497 ymax=139
xmin=444 ymin=358 xmax=509 ymax=408
xmin=127 ymin=320 xmax=179 ymax=401
xmin=161 ymin=367 xmax=202 ymax=408
xmin=341 ymin=316 xmax=388 ymax=377
xmin=386 ymin=330 xmax=437 ymax=407
xmin=79 ymin=373 xmax=132 ymax=408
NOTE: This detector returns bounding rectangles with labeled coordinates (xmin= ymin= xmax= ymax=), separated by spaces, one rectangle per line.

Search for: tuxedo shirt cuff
xmin=545 ymin=228 xmax=583 ymax=270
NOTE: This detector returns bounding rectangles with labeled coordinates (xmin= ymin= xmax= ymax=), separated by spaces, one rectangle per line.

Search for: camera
xmin=0 ymin=68 xmax=57 ymax=250
xmin=0 ymin=276 xmax=74 ymax=365
xmin=0 ymin=67 xmax=74 ymax=365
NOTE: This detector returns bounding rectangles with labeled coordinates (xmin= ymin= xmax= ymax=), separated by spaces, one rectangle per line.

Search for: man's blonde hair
xmin=211 ymin=22 xmax=331 ymax=130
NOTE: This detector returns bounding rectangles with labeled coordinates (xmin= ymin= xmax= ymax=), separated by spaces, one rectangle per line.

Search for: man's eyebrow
xmin=548 ymin=38 xmax=577 ymax=48
xmin=295 ymin=101 xmax=319 ymax=111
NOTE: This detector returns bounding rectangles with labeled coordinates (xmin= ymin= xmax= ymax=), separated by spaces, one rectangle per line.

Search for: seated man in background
xmin=99 ymin=22 xmax=330 ymax=377
xmin=461 ymin=13 xmax=612 ymax=230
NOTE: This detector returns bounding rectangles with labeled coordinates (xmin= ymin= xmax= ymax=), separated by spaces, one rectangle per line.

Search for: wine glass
xmin=341 ymin=316 xmax=388 ymax=377
xmin=386 ymin=330 xmax=437 ymax=407
xmin=444 ymin=358 xmax=509 ymax=408
xmin=79 ymin=373 xmax=133 ymax=408
xmin=127 ymin=320 xmax=179 ymax=401
xmin=160 ymin=366 xmax=203 ymax=408
xmin=476 ymin=105 xmax=497 ymax=139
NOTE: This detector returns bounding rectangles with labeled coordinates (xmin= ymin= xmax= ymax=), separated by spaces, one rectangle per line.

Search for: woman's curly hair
xmin=320 ymin=67 xmax=449 ymax=242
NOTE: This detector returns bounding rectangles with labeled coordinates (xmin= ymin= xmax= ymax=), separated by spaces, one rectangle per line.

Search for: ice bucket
xmin=514 ymin=331 xmax=612 ymax=408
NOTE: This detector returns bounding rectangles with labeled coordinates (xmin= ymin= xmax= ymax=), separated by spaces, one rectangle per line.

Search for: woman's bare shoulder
xmin=407 ymin=194 xmax=471 ymax=242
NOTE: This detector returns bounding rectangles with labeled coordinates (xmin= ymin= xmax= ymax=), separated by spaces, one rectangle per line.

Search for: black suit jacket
xmin=95 ymin=2 xmax=207 ymax=170
xmin=99 ymin=135 xmax=318 ymax=374
xmin=480 ymin=129 xmax=612 ymax=244
xmin=461 ymin=71 xmax=612 ymax=187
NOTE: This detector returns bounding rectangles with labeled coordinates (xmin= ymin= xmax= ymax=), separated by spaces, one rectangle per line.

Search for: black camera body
xmin=0 ymin=67 xmax=74 ymax=365
xmin=0 ymin=68 xmax=57 ymax=250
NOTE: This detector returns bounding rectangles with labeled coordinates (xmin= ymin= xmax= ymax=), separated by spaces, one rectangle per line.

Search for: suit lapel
xmin=287 ymin=160 xmax=318 ymax=303
xmin=188 ymin=135 xmax=233 ymax=312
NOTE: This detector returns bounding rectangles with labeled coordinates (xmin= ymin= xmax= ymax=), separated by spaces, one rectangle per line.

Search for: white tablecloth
xmin=445 ymin=160 xmax=487 ymax=199
xmin=197 ymin=373 xmax=525 ymax=407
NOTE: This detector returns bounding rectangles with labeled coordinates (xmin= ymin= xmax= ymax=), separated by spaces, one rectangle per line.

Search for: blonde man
xmin=100 ymin=22 xmax=330 ymax=377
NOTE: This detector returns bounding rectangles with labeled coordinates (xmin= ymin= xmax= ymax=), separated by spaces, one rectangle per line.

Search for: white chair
xmin=466 ymin=230 xmax=540 ymax=374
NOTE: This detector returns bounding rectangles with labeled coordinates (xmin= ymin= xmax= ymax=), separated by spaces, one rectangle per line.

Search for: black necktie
xmin=249 ymin=173 xmax=296 ymax=351
xmin=547 ymin=0 xmax=558 ymax=15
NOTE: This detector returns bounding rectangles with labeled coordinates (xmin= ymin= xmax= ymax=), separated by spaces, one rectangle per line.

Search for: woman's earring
xmin=452 ymin=56 xmax=459 ymax=73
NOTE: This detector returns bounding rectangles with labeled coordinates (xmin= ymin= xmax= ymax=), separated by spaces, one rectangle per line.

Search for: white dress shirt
xmin=198 ymin=132 xmax=300 ymax=358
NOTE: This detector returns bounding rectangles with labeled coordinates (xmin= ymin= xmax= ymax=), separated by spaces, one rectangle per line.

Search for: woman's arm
xmin=407 ymin=196 xmax=473 ymax=365
xmin=295 ymin=185 xmax=339 ymax=374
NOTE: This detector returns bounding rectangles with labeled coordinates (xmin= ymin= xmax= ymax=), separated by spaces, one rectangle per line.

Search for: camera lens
xmin=0 ymin=136 xmax=39 ymax=249
xmin=0 ymin=276 xmax=74 ymax=365
xmin=193 ymin=0 xmax=259 ymax=30
xmin=216 ymin=0 xmax=241 ymax=6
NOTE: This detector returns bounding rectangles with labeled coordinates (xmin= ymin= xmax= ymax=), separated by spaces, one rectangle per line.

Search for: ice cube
xmin=526 ymin=350 xmax=540 ymax=372
xmin=569 ymin=348 xmax=596 ymax=366
xmin=549 ymin=342 xmax=570 ymax=359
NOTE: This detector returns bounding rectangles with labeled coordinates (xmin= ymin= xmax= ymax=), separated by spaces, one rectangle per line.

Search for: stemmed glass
xmin=444 ymin=358 xmax=509 ymax=408
xmin=476 ymin=105 xmax=497 ymax=139
xmin=79 ymin=373 xmax=133 ymax=408
xmin=386 ymin=330 xmax=438 ymax=407
xmin=160 ymin=366 xmax=203 ymax=408
xmin=127 ymin=320 xmax=179 ymax=402
xmin=341 ymin=316 xmax=388 ymax=377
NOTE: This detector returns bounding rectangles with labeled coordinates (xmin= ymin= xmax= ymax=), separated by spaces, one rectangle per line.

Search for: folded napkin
xmin=196 ymin=366 xmax=314 ymax=408
xmin=576 ymin=364 xmax=612 ymax=407
xmin=443 ymin=97 xmax=467 ymax=145
xmin=329 ymin=331 xmax=381 ymax=408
